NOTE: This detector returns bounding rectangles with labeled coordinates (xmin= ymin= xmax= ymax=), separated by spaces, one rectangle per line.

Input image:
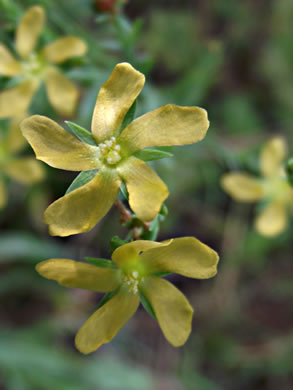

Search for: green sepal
xmin=97 ymin=289 xmax=118 ymax=310
xmin=141 ymin=217 xmax=160 ymax=241
xmin=119 ymin=181 xmax=129 ymax=200
xmin=65 ymin=170 xmax=98 ymax=195
xmin=134 ymin=148 xmax=173 ymax=162
xmin=119 ymin=100 xmax=136 ymax=133
xmin=286 ymin=157 xmax=293 ymax=186
xmin=139 ymin=290 xmax=156 ymax=320
xmin=85 ymin=257 xmax=117 ymax=269
xmin=65 ymin=121 xmax=97 ymax=146
xmin=110 ymin=235 xmax=129 ymax=254
xmin=152 ymin=271 xmax=172 ymax=277
xmin=159 ymin=203 xmax=168 ymax=216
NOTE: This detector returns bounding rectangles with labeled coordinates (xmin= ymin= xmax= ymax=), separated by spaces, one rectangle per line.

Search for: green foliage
xmin=65 ymin=121 xmax=97 ymax=146
xmin=120 ymin=100 xmax=136 ymax=133
xmin=139 ymin=291 xmax=156 ymax=320
xmin=0 ymin=233 xmax=69 ymax=262
xmin=1 ymin=1 xmax=293 ymax=389
xmin=85 ymin=256 xmax=117 ymax=269
xmin=65 ymin=170 xmax=98 ymax=195
xmin=134 ymin=148 xmax=173 ymax=162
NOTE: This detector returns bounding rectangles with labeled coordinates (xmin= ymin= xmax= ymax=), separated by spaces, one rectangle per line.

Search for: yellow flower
xmin=0 ymin=6 xmax=87 ymax=118
xmin=0 ymin=116 xmax=44 ymax=208
xmin=221 ymin=137 xmax=293 ymax=237
xmin=21 ymin=62 xmax=210 ymax=237
xmin=36 ymin=237 xmax=219 ymax=353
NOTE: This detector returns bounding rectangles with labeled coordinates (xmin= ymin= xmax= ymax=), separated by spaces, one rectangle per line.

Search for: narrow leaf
xmin=141 ymin=217 xmax=160 ymax=241
xmin=152 ymin=271 xmax=172 ymax=277
xmin=119 ymin=181 xmax=129 ymax=200
xmin=65 ymin=121 xmax=97 ymax=146
xmin=85 ymin=257 xmax=117 ymax=269
xmin=134 ymin=148 xmax=173 ymax=162
xmin=139 ymin=291 xmax=156 ymax=320
xmin=159 ymin=203 xmax=168 ymax=216
xmin=97 ymin=289 xmax=118 ymax=309
xmin=119 ymin=100 xmax=136 ymax=133
xmin=65 ymin=170 xmax=98 ymax=195
xmin=110 ymin=235 xmax=129 ymax=254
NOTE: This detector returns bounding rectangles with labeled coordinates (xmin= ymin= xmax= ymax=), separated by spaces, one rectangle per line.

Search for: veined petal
xmin=140 ymin=237 xmax=219 ymax=279
xmin=42 ymin=36 xmax=87 ymax=64
xmin=221 ymin=173 xmax=265 ymax=202
xmin=36 ymin=259 xmax=121 ymax=292
xmin=44 ymin=67 xmax=79 ymax=116
xmin=21 ymin=115 xmax=100 ymax=171
xmin=44 ymin=168 xmax=121 ymax=237
xmin=91 ymin=63 xmax=145 ymax=142
xmin=75 ymin=288 xmax=139 ymax=354
xmin=117 ymin=156 xmax=168 ymax=221
xmin=141 ymin=276 xmax=193 ymax=347
xmin=16 ymin=6 xmax=45 ymax=58
xmin=255 ymin=201 xmax=288 ymax=237
xmin=112 ymin=240 xmax=171 ymax=269
xmin=0 ymin=44 xmax=21 ymax=76
xmin=6 ymin=116 xmax=27 ymax=153
xmin=3 ymin=157 xmax=44 ymax=184
xmin=0 ymin=176 xmax=7 ymax=209
xmin=118 ymin=105 xmax=209 ymax=155
xmin=0 ymin=80 xmax=39 ymax=119
xmin=260 ymin=137 xmax=287 ymax=178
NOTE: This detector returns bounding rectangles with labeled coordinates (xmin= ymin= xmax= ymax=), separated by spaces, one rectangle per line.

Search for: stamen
xmin=123 ymin=270 xmax=141 ymax=294
xmin=97 ymin=136 xmax=122 ymax=166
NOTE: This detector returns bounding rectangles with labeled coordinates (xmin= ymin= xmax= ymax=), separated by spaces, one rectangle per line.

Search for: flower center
xmin=97 ymin=137 xmax=122 ymax=165
xmin=122 ymin=270 xmax=143 ymax=294
xmin=21 ymin=53 xmax=44 ymax=79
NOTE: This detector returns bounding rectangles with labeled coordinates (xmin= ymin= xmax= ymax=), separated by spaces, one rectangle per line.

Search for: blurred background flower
xmin=1 ymin=1 xmax=293 ymax=390
xmin=221 ymin=137 xmax=293 ymax=237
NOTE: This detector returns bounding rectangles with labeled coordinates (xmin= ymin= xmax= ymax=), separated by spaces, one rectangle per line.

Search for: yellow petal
xmin=118 ymin=105 xmax=209 ymax=156
xmin=112 ymin=240 xmax=171 ymax=269
xmin=0 ymin=80 xmax=39 ymax=119
xmin=44 ymin=67 xmax=79 ymax=116
xmin=21 ymin=115 xmax=100 ymax=171
xmin=75 ymin=288 xmax=139 ymax=354
xmin=254 ymin=201 xmax=288 ymax=237
xmin=16 ymin=6 xmax=45 ymax=58
xmin=221 ymin=173 xmax=265 ymax=202
xmin=0 ymin=176 xmax=7 ymax=209
xmin=117 ymin=156 xmax=168 ymax=221
xmin=44 ymin=168 xmax=121 ymax=237
xmin=141 ymin=276 xmax=193 ymax=347
xmin=42 ymin=36 xmax=87 ymax=64
xmin=260 ymin=137 xmax=287 ymax=177
xmin=36 ymin=259 xmax=121 ymax=292
xmin=6 ymin=116 xmax=27 ymax=153
xmin=3 ymin=157 xmax=44 ymax=184
xmin=91 ymin=63 xmax=145 ymax=142
xmin=0 ymin=44 xmax=21 ymax=76
xmin=140 ymin=237 xmax=219 ymax=279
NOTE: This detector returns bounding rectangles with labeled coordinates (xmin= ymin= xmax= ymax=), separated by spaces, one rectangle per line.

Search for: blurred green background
xmin=1 ymin=0 xmax=293 ymax=389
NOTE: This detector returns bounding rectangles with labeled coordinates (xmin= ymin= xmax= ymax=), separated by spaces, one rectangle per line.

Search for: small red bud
xmin=95 ymin=0 xmax=126 ymax=13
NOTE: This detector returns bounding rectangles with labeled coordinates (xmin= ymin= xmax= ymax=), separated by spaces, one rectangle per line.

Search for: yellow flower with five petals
xmin=21 ymin=62 xmax=210 ymax=237
xmin=221 ymin=137 xmax=293 ymax=237
xmin=36 ymin=237 xmax=219 ymax=354
xmin=0 ymin=116 xmax=44 ymax=208
xmin=0 ymin=6 xmax=87 ymax=118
